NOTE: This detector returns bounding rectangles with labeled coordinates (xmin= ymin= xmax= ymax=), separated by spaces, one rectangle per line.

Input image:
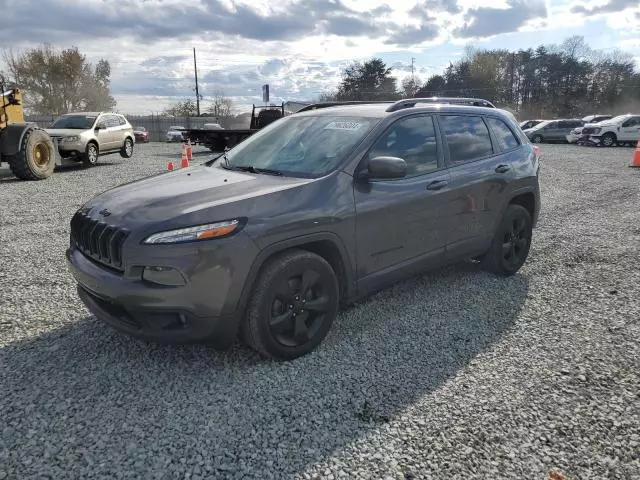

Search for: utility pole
xmin=193 ymin=47 xmax=200 ymax=117
xmin=410 ymin=57 xmax=416 ymax=96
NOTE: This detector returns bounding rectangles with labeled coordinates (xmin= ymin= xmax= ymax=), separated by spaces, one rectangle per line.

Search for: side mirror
xmin=360 ymin=156 xmax=407 ymax=181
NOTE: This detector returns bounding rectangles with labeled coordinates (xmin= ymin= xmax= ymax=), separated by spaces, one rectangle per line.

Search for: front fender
xmin=0 ymin=124 xmax=34 ymax=157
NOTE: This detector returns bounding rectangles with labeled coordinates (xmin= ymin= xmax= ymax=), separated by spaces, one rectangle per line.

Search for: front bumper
xmin=66 ymin=234 xmax=259 ymax=347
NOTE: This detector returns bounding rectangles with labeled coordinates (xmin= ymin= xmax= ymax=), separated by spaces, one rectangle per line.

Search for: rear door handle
xmin=495 ymin=164 xmax=511 ymax=173
xmin=426 ymin=180 xmax=448 ymax=191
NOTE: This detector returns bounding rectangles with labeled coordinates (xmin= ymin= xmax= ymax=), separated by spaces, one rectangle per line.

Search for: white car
xmin=566 ymin=115 xmax=613 ymax=144
xmin=201 ymin=123 xmax=224 ymax=130
xmin=581 ymin=114 xmax=640 ymax=147
xmin=166 ymin=126 xmax=186 ymax=142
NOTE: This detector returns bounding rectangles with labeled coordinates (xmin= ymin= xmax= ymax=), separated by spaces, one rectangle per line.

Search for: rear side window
xmin=118 ymin=116 xmax=127 ymax=126
xmin=439 ymin=115 xmax=493 ymax=164
xmin=486 ymin=117 xmax=520 ymax=151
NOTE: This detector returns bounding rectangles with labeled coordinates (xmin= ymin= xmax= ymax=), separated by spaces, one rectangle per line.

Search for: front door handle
xmin=495 ymin=164 xmax=511 ymax=173
xmin=426 ymin=180 xmax=448 ymax=191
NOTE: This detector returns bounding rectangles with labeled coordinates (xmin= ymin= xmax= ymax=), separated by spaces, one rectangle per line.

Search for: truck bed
xmin=183 ymin=128 xmax=258 ymax=151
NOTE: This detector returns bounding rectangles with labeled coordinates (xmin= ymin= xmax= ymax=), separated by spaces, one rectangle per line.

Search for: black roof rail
xmin=385 ymin=97 xmax=496 ymax=112
xmin=296 ymin=100 xmax=393 ymax=112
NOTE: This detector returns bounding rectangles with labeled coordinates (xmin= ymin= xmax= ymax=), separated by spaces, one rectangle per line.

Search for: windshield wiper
xmin=225 ymin=165 xmax=284 ymax=176
xmin=206 ymin=148 xmax=230 ymax=167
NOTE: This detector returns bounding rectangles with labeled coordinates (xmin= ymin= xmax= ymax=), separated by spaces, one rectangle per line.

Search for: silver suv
xmin=46 ymin=112 xmax=135 ymax=166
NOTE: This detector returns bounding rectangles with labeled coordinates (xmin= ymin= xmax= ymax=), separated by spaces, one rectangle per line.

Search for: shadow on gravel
xmin=0 ymin=261 xmax=529 ymax=478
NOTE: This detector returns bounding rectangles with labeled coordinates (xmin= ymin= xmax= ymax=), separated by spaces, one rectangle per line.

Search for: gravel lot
xmin=1 ymin=141 xmax=639 ymax=480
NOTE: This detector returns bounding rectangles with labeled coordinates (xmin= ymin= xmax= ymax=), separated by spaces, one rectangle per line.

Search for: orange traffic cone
xmin=167 ymin=161 xmax=175 ymax=171
xmin=180 ymin=146 xmax=190 ymax=168
xmin=629 ymin=139 xmax=640 ymax=168
xmin=186 ymin=140 xmax=193 ymax=161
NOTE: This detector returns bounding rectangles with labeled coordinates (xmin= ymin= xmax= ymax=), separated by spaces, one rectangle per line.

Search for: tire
xmin=7 ymin=128 xmax=55 ymax=180
xmin=480 ymin=204 xmax=533 ymax=276
xmin=242 ymin=249 xmax=340 ymax=360
xmin=120 ymin=137 xmax=134 ymax=158
xmin=531 ymin=135 xmax=543 ymax=143
xmin=601 ymin=132 xmax=616 ymax=147
xmin=83 ymin=142 xmax=99 ymax=167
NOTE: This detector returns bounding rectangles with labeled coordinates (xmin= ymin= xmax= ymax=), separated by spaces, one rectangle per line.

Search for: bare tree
xmin=163 ymin=98 xmax=199 ymax=117
xmin=207 ymin=90 xmax=233 ymax=121
xmin=3 ymin=44 xmax=116 ymax=116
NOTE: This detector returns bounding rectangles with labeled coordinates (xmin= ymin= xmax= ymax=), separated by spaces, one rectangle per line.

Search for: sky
xmin=2 ymin=0 xmax=640 ymax=115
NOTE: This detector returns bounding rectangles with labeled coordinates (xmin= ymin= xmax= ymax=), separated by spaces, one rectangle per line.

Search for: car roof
xmin=292 ymin=101 xmax=507 ymax=120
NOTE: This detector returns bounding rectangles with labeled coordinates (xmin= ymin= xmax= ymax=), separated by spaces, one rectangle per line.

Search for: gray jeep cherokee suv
xmin=66 ymin=97 xmax=541 ymax=360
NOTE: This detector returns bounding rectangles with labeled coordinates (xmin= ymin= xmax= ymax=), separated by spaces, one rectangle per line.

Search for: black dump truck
xmin=182 ymin=103 xmax=286 ymax=152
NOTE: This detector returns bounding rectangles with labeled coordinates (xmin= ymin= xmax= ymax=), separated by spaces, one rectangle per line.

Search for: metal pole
xmin=193 ymin=47 xmax=200 ymax=117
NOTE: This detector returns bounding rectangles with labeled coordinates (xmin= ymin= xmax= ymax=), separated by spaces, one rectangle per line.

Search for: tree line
xmin=320 ymin=36 xmax=640 ymax=118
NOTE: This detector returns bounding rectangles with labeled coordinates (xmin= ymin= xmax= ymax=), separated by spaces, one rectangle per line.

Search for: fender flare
xmin=236 ymin=232 xmax=357 ymax=312
xmin=0 ymin=123 xmax=37 ymax=157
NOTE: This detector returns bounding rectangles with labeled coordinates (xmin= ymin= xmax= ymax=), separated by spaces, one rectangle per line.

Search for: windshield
xmin=220 ymin=115 xmax=379 ymax=177
xmin=607 ymin=115 xmax=629 ymax=124
xmin=50 ymin=115 xmax=97 ymax=129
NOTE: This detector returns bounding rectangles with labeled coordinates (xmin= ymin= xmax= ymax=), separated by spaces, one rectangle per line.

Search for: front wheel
xmin=242 ymin=250 xmax=340 ymax=360
xmin=601 ymin=133 xmax=616 ymax=147
xmin=480 ymin=204 xmax=533 ymax=276
xmin=120 ymin=137 xmax=134 ymax=158
xmin=83 ymin=142 xmax=99 ymax=167
xmin=8 ymin=128 xmax=56 ymax=180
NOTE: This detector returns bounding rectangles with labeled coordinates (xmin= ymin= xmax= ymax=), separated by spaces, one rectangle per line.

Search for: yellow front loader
xmin=0 ymin=88 xmax=56 ymax=180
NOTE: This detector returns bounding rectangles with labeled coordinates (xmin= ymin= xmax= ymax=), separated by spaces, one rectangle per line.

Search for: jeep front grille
xmin=70 ymin=210 xmax=130 ymax=271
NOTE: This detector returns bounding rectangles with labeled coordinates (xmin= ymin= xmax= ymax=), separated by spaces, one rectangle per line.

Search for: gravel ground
xmin=1 ymin=142 xmax=639 ymax=480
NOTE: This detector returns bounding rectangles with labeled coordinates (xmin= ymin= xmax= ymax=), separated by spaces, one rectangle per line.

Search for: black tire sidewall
xmin=485 ymin=204 xmax=533 ymax=276
xmin=602 ymin=133 xmax=615 ymax=147
xmin=246 ymin=251 xmax=339 ymax=360
xmin=84 ymin=142 xmax=99 ymax=166
xmin=27 ymin=130 xmax=55 ymax=179
xmin=121 ymin=137 xmax=134 ymax=158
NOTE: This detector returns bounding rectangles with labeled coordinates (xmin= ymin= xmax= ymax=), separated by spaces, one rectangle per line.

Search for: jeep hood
xmin=81 ymin=164 xmax=314 ymax=226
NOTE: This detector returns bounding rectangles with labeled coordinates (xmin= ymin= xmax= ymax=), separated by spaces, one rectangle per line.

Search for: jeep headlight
xmin=61 ymin=135 xmax=80 ymax=142
xmin=142 ymin=219 xmax=242 ymax=244
xmin=592 ymin=128 xmax=601 ymax=134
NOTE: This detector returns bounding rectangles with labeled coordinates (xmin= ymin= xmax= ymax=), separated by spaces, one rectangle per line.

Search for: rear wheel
xmin=7 ymin=128 xmax=55 ymax=180
xmin=531 ymin=134 xmax=543 ymax=143
xmin=83 ymin=142 xmax=99 ymax=166
xmin=480 ymin=204 xmax=533 ymax=276
xmin=242 ymin=250 xmax=339 ymax=360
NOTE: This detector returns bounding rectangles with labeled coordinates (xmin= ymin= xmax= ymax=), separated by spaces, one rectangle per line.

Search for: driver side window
xmin=367 ymin=115 xmax=439 ymax=178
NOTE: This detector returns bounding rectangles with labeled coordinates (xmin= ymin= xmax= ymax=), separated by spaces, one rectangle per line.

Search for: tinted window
xmin=367 ymin=115 xmax=438 ymax=177
xmin=486 ymin=117 xmax=520 ymax=151
xmin=439 ymin=115 xmax=493 ymax=164
xmin=118 ymin=116 xmax=127 ymax=126
xmin=623 ymin=117 xmax=640 ymax=127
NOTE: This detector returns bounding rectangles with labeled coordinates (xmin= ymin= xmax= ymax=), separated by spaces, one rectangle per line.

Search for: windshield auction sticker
xmin=324 ymin=121 xmax=364 ymax=131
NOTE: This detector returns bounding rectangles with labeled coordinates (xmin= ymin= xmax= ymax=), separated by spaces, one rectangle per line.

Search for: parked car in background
xmin=520 ymin=119 xmax=544 ymax=130
xmin=66 ymin=97 xmax=541 ymax=360
xmin=202 ymin=123 xmax=224 ymax=130
xmin=523 ymin=118 xmax=584 ymax=143
xmin=133 ymin=126 xmax=150 ymax=143
xmin=166 ymin=125 xmax=186 ymax=142
xmin=46 ymin=112 xmax=135 ymax=166
xmin=580 ymin=113 xmax=640 ymax=147
xmin=567 ymin=115 xmax=613 ymax=144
